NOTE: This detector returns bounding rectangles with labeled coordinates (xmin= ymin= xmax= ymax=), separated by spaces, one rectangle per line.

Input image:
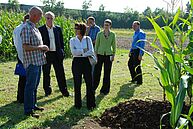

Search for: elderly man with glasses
xmin=38 ymin=11 xmax=70 ymax=97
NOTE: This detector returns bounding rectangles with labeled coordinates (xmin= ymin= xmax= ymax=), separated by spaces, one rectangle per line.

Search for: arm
xmin=23 ymin=44 xmax=49 ymax=51
xmin=111 ymin=33 xmax=116 ymax=61
xmin=112 ymin=33 xmax=116 ymax=55
xmin=93 ymin=27 xmax=100 ymax=45
xmin=83 ymin=37 xmax=94 ymax=57
xmin=58 ymin=26 xmax=64 ymax=50
xmin=138 ymin=32 xmax=146 ymax=56
xmin=95 ymin=33 xmax=100 ymax=54
xmin=70 ymin=38 xmax=84 ymax=56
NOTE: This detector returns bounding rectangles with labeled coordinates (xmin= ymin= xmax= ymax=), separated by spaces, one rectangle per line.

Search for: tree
xmin=54 ymin=1 xmax=65 ymax=16
xmin=82 ymin=0 xmax=92 ymax=10
xmin=99 ymin=4 xmax=105 ymax=12
xmin=162 ymin=0 xmax=181 ymax=13
xmin=42 ymin=0 xmax=65 ymax=16
xmin=143 ymin=7 xmax=152 ymax=17
xmin=8 ymin=0 xmax=20 ymax=12
xmin=42 ymin=0 xmax=56 ymax=12
xmin=82 ymin=0 xmax=92 ymax=19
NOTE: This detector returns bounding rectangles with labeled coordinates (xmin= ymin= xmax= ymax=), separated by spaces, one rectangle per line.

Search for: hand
xmin=128 ymin=52 xmax=131 ymax=57
xmin=138 ymin=55 xmax=142 ymax=61
xmin=83 ymin=48 xmax=88 ymax=53
xmin=39 ymin=45 xmax=49 ymax=52
xmin=110 ymin=55 xmax=115 ymax=62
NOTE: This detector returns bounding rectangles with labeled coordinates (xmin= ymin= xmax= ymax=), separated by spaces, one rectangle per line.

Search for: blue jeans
xmin=24 ymin=64 xmax=41 ymax=114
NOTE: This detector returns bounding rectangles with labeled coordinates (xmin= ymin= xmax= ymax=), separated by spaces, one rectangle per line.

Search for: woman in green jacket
xmin=93 ymin=19 xmax=116 ymax=95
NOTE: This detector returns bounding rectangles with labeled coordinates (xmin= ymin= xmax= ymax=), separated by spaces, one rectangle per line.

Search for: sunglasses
xmin=46 ymin=17 xmax=53 ymax=20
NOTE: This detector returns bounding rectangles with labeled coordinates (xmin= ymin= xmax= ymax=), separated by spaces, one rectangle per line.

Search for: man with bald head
xmin=21 ymin=6 xmax=49 ymax=118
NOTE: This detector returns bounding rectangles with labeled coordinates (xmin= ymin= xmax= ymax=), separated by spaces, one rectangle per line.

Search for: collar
xmin=90 ymin=24 xmax=96 ymax=28
xmin=46 ymin=24 xmax=55 ymax=29
xmin=28 ymin=21 xmax=36 ymax=27
xmin=135 ymin=29 xmax=140 ymax=33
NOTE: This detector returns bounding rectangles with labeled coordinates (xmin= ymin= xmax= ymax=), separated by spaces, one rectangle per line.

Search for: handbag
xmin=14 ymin=63 xmax=26 ymax=76
xmin=86 ymin=37 xmax=97 ymax=65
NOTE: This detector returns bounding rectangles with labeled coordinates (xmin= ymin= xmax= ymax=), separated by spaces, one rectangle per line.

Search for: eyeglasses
xmin=104 ymin=24 xmax=110 ymax=26
xmin=46 ymin=17 xmax=53 ymax=20
xmin=74 ymin=28 xmax=80 ymax=30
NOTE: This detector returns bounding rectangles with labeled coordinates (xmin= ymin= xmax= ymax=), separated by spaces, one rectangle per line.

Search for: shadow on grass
xmin=41 ymin=96 xmax=93 ymax=129
xmin=54 ymin=77 xmax=74 ymax=94
xmin=95 ymin=94 xmax=105 ymax=107
xmin=112 ymin=82 xmax=140 ymax=102
xmin=0 ymin=102 xmax=27 ymax=128
xmin=38 ymin=95 xmax=63 ymax=107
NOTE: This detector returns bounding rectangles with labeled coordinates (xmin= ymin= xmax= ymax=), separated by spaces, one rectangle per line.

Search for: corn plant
xmin=0 ymin=11 xmax=23 ymax=61
xmin=0 ymin=10 xmax=75 ymax=61
xmin=137 ymin=1 xmax=193 ymax=128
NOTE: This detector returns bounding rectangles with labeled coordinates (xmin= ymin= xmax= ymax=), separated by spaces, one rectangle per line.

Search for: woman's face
xmin=75 ymin=26 xmax=81 ymax=35
xmin=104 ymin=22 xmax=111 ymax=30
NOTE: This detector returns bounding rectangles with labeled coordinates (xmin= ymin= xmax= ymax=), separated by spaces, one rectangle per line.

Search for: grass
xmin=0 ymin=48 xmax=163 ymax=129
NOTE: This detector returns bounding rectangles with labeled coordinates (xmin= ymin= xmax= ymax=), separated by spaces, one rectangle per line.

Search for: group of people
xmin=13 ymin=6 xmax=146 ymax=118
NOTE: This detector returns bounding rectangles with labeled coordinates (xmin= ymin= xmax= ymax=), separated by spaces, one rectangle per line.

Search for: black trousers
xmin=128 ymin=49 xmax=142 ymax=84
xmin=17 ymin=57 xmax=26 ymax=103
xmin=43 ymin=51 xmax=68 ymax=95
xmin=72 ymin=57 xmax=96 ymax=108
xmin=93 ymin=54 xmax=112 ymax=94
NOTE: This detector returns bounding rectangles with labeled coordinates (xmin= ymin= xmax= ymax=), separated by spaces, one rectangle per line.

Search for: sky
xmin=0 ymin=0 xmax=190 ymax=13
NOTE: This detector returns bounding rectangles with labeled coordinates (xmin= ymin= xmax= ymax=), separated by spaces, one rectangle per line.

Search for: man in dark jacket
xmin=38 ymin=11 xmax=69 ymax=97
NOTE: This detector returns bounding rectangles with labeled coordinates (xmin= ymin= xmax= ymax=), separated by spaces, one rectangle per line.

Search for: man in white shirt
xmin=13 ymin=14 xmax=29 ymax=103
xmin=38 ymin=11 xmax=70 ymax=97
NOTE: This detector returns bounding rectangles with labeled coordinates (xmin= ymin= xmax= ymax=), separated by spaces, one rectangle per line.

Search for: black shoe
xmin=62 ymin=91 xmax=70 ymax=97
xmin=45 ymin=93 xmax=51 ymax=97
xmin=100 ymin=92 xmax=109 ymax=95
xmin=87 ymin=106 xmax=96 ymax=111
xmin=137 ymin=82 xmax=142 ymax=85
xmin=25 ymin=112 xmax=40 ymax=118
xmin=16 ymin=100 xmax=24 ymax=104
xmin=34 ymin=106 xmax=44 ymax=111
xmin=74 ymin=105 xmax=82 ymax=109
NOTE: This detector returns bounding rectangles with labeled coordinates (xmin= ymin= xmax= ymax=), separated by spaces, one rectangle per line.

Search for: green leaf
xmin=165 ymin=85 xmax=175 ymax=106
xmin=183 ymin=64 xmax=193 ymax=75
xmin=164 ymin=26 xmax=174 ymax=45
xmin=188 ymin=104 xmax=193 ymax=116
xmin=172 ymin=8 xmax=181 ymax=28
xmin=174 ymin=75 xmax=189 ymax=126
xmin=147 ymin=17 xmax=174 ymax=65
xmin=190 ymin=0 xmax=193 ymax=9
xmin=175 ymin=54 xmax=184 ymax=63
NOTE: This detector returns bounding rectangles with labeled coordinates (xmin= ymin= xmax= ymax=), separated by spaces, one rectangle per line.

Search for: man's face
xmin=87 ymin=19 xmax=94 ymax=26
xmin=132 ymin=23 xmax=139 ymax=31
xmin=35 ymin=12 xmax=42 ymax=23
xmin=45 ymin=14 xmax=54 ymax=27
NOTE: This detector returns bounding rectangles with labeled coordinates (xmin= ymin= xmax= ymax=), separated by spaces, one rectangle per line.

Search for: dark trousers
xmin=93 ymin=54 xmax=112 ymax=94
xmin=43 ymin=51 xmax=68 ymax=95
xmin=16 ymin=57 xmax=26 ymax=103
xmin=17 ymin=76 xmax=26 ymax=103
xmin=128 ymin=49 xmax=142 ymax=84
xmin=72 ymin=57 xmax=96 ymax=108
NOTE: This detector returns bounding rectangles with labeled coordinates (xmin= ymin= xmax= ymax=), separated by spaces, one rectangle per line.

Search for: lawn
xmin=0 ymin=48 xmax=163 ymax=129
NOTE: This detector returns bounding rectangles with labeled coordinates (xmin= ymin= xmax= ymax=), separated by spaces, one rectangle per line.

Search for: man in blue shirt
xmin=128 ymin=21 xmax=146 ymax=85
xmin=87 ymin=16 xmax=100 ymax=47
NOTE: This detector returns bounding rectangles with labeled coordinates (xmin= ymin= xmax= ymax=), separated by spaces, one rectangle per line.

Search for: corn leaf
xmin=147 ymin=17 xmax=174 ymax=65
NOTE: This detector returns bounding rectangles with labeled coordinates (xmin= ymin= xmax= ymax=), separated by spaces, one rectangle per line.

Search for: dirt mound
xmin=98 ymin=99 xmax=191 ymax=129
